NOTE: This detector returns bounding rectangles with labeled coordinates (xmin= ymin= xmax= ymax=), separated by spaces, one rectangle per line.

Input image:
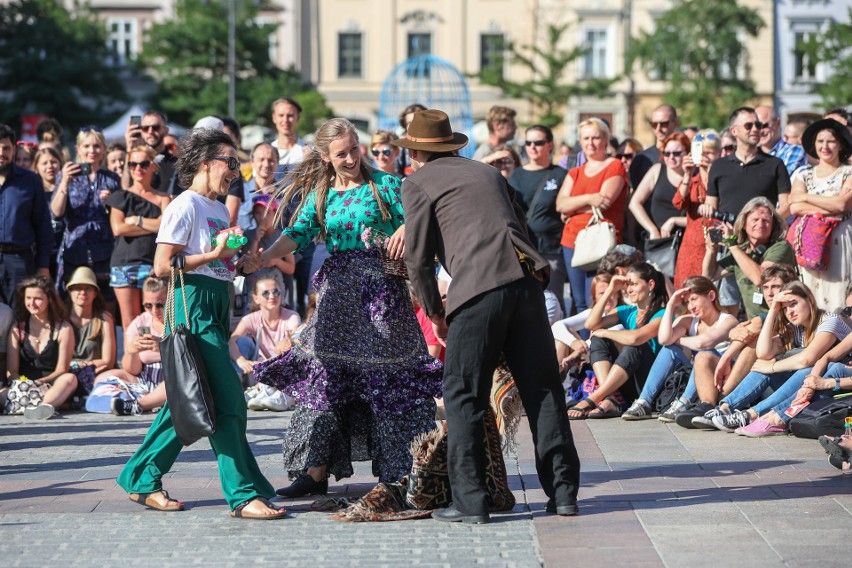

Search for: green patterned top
xmin=282 ymin=170 xmax=405 ymax=253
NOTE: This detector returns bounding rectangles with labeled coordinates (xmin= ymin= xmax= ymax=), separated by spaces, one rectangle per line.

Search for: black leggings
xmin=588 ymin=336 xmax=656 ymax=401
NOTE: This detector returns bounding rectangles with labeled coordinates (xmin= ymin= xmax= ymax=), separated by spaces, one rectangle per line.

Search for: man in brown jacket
xmin=396 ymin=110 xmax=581 ymax=524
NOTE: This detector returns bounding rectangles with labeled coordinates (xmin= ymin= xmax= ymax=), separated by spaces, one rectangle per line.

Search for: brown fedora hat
xmin=392 ymin=109 xmax=468 ymax=152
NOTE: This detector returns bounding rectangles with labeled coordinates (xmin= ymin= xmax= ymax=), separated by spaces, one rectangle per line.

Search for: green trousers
xmin=117 ymin=274 xmax=274 ymax=509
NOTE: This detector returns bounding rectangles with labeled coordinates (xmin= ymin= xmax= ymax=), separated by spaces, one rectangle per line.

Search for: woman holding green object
xmin=116 ymin=127 xmax=286 ymax=520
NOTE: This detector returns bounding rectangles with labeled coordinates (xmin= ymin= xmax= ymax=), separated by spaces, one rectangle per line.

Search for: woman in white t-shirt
xmin=116 ymin=128 xmax=285 ymax=520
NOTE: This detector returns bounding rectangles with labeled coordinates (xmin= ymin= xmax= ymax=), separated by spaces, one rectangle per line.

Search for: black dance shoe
xmin=431 ymin=504 xmax=490 ymax=524
xmin=545 ymin=498 xmax=579 ymax=516
xmin=275 ymin=474 xmax=328 ymax=498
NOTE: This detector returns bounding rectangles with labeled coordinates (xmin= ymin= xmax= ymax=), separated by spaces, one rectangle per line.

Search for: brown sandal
xmin=230 ymin=497 xmax=287 ymax=520
xmin=129 ymin=490 xmax=184 ymax=512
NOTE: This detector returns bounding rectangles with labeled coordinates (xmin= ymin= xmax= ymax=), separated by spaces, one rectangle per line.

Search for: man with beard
xmin=0 ymin=124 xmax=52 ymax=304
xmin=124 ymin=110 xmax=179 ymax=195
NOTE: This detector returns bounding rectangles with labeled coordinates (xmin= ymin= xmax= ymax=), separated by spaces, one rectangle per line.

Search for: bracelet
xmin=771 ymin=361 xmax=776 ymax=373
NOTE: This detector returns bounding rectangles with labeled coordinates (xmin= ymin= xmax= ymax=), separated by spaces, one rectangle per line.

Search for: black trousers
xmin=588 ymin=336 xmax=656 ymax=402
xmin=443 ymin=276 xmax=581 ymax=515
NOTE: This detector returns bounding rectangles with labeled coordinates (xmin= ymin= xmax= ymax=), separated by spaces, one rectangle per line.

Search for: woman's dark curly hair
xmin=176 ymin=128 xmax=237 ymax=189
xmin=14 ymin=275 xmax=68 ymax=329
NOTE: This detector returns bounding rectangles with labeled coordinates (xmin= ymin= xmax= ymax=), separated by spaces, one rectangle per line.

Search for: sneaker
xmin=256 ymin=390 xmax=295 ymax=412
xmin=691 ymin=406 xmax=727 ymax=430
xmin=658 ymin=399 xmax=688 ymax=423
xmin=828 ymin=455 xmax=852 ymax=474
xmin=111 ymin=397 xmax=141 ymax=416
xmin=244 ymin=384 xmax=263 ymax=405
xmin=675 ymin=402 xmax=714 ymax=429
xmin=24 ymin=403 xmax=55 ymax=420
xmin=734 ymin=418 xmax=787 ymax=438
xmin=621 ymin=400 xmax=653 ymax=421
xmin=712 ymin=409 xmax=752 ymax=433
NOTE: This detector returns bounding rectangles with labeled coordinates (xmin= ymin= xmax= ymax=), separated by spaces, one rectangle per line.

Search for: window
xmin=480 ymin=33 xmax=505 ymax=79
xmin=407 ymin=33 xmax=432 ymax=58
xmin=338 ymin=32 xmax=363 ymax=78
xmin=106 ymin=18 xmax=137 ymax=66
xmin=581 ymin=27 xmax=609 ymax=79
xmin=793 ymin=30 xmax=818 ymax=82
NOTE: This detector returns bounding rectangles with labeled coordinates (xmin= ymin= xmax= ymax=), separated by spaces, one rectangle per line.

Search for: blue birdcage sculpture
xmin=378 ymin=54 xmax=475 ymax=159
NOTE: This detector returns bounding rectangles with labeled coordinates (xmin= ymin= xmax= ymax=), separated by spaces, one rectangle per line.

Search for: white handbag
xmin=570 ymin=206 xmax=616 ymax=272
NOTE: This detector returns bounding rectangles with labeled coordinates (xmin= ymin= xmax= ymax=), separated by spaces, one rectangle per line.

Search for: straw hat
xmin=392 ymin=110 xmax=468 ymax=152
xmin=66 ymin=266 xmax=99 ymax=291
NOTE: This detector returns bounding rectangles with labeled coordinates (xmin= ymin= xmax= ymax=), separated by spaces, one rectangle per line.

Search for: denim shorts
xmin=110 ymin=264 xmax=153 ymax=289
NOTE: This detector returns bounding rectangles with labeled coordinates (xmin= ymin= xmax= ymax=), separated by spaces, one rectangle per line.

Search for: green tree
xmin=141 ymin=0 xmax=331 ymax=134
xmin=0 ymin=0 xmax=126 ymax=132
xmin=802 ymin=9 xmax=852 ymax=109
xmin=628 ymin=0 xmax=764 ymax=131
xmin=472 ymin=23 xmax=615 ymax=128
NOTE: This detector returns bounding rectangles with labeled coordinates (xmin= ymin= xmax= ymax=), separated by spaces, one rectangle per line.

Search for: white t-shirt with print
xmin=157 ymin=190 xmax=235 ymax=281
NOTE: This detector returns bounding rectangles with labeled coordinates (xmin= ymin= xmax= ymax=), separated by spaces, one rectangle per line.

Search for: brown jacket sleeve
xmin=401 ymin=178 xmax=443 ymax=318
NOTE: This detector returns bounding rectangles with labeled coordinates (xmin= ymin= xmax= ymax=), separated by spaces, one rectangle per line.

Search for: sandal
xmin=230 ymin=497 xmax=287 ymax=520
xmin=588 ymin=396 xmax=623 ymax=419
xmin=567 ymin=398 xmax=600 ymax=420
xmin=819 ymin=435 xmax=852 ymax=463
xmin=129 ymin=490 xmax=184 ymax=512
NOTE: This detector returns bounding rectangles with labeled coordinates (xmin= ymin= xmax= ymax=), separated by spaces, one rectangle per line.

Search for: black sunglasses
xmin=649 ymin=121 xmax=671 ymax=129
xmin=722 ymin=144 xmax=736 ymax=153
xmin=371 ymin=148 xmax=392 ymax=157
xmin=211 ymin=156 xmax=240 ymax=171
xmin=143 ymin=302 xmax=165 ymax=310
xmin=741 ymin=121 xmax=768 ymax=131
xmin=260 ymin=288 xmax=281 ymax=298
xmin=128 ymin=160 xmax=151 ymax=169
xmin=616 ymin=153 xmax=635 ymax=160
xmin=662 ymin=150 xmax=684 ymax=158
xmin=525 ymin=140 xmax=548 ymax=147
xmin=141 ymin=124 xmax=162 ymax=132
xmin=80 ymin=125 xmax=103 ymax=134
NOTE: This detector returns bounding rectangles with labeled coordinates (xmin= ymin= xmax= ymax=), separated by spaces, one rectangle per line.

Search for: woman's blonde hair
xmin=577 ymin=117 xmax=611 ymax=144
xmin=76 ymin=128 xmax=106 ymax=151
xmin=128 ymin=144 xmax=158 ymax=163
xmin=370 ymin=129 xmax=398 ymax=147
xmin=772 ymin=281 xmax=823 ymax=351
xmin=273 ymin=118 xmax=390 ymax=237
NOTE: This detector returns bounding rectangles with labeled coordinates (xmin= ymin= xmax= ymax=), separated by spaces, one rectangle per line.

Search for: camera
xmin=708 ymin=228 xmax=724 ymax=244
xmin=712 ymin=210 xmax=736 ymax=224
xmin=78 ymin=163 xmax=92 ymax=176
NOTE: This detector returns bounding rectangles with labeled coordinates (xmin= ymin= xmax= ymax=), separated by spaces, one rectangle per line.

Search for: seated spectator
xmin=567 ymin=262 xmax=668 ymax=419
xmin=106 ymin=144 xmax=171 ymax=330
xmin=788 ymin=118 xmax=852 ymax=312
xmin=15 ymin=141 xmax=36 ymax=170
xmin=370 ymin=130 xmax=401 ymax=176
xmin=481 ymin=143 xmax=522 ymax=180
xmin=89 ymin=276 xmax=169 ymax=415
xmin=229 ymin=277 xmax=301 ymax=408
xmin=622 ymin=276 xmax=737 ymax=421
xmin=67 ymin=266 xmax=116 ymax=376
xmin=820 ymin=433 xmax=852 ymax=473
xmin=702 ymin=196 xmax=795 ymax=318
xmin=695 ymin=281 xmax=849 ymax=431
xmin=7 ymin=276 xmax=75 ymax=420
xmin=674 ymin=264 xmax=799 ymax=428
xmin=106 ymin=143 xmax=127 ymax=178
xmin=0 ymin=301 xmax=14 ymax=398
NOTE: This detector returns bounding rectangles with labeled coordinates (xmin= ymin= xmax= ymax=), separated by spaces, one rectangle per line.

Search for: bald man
xmin=755 ymin=105 xmax=807 ymax=175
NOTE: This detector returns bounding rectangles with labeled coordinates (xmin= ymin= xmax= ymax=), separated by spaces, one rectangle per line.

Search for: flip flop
xmin=588 ymin=396 xmax=624 ymax=419
xmin=129 ymin=490 xmax=184 ymax=512
xmin=567 ymin=398 xmax=600 ymax=420
xmin=230 ymin=497 xmax=287 ymax=520
xmin=819 ymin=435 xmax=852 ymax=464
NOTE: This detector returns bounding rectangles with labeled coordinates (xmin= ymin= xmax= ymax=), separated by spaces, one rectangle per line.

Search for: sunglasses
xmin=80 ymin=126 xmax=103 ymax=134
xmin=524 ymin=140 xmax=548 ymax=147
xmin=371 ymin=148 xmax=392 ymax=158
xmin=128 ymin=160 xmax=151 ymax=169
xmin=495 ymin=159 xmax=514 ymax=168
xmin=663 ymin=150 xmax=684 ymax=158
xmin=741 ymin=122 xmax=768 ymax=131
xmin=692 ymin=134 xmax=717 ymax=142
xmin=16 ymin=140 xmax=37 ymax=149
xmin=722 ymin=144 xmax=736 ymax=153
xmin=211 ymin=156 xmax=240 ymax=171
xmin=141 ymin=124 xmax=162 ymax=132
xmin=650 ymin=121 xmax=671 ymax=129
xmin=616 ymin=153 xmax=635 ymax=160
xmin=260 ymin=288 xmax=281 ymax=298
xmin=143 ymin=302 xmax=165 ymax=310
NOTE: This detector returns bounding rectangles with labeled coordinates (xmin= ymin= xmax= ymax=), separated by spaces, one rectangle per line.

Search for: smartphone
xmin=709 ymin=228 xmax=724 ymax=243
xmin=130 ymin=115 xmax=142 ymax=127
xmin=138 ymin=326 xmax=151 ymax=336
xmin=78 ymin=163 xmax=92 ymax=176
xmin=691 ymin=137 xmax=703 ymax=165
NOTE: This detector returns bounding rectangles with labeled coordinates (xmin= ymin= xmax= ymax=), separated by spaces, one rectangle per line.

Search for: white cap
xmin=193 ymin=116 xmax=224 ymax=131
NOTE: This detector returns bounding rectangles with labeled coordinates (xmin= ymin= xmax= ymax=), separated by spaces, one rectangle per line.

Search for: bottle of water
xmin=212 ymin=232 xmax=248 ymax=248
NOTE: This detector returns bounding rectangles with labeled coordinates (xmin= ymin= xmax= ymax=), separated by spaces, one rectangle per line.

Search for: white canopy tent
xmin=101 ymin=105 xmax=186 ymax=144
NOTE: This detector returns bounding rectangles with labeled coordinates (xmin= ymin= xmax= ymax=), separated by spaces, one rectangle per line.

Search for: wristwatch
xmin=834 ymin=377 xmax=842 ymax=392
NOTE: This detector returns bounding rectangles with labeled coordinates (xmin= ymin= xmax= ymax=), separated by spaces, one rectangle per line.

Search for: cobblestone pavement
xmin=1 ymin=408 xmax=850 ymax=567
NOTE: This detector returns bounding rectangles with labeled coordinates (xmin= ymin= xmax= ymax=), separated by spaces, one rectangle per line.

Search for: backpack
xmin=654 ymin=365 xmax=692 ymax=413
xmin=788 ymin=395 xmax=852 ymax=440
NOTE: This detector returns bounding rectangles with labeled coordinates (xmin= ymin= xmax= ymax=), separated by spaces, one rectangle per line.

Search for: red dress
xmin=672 ymin=173 xmax=711 ymax=289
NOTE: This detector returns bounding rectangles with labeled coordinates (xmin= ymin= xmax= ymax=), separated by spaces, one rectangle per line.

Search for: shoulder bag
xmin=571 ymin=206 xmax=616 ymax=272
xmin=788 ymin=395 xmax=852 ymax=439
xmin=644 ymin=229 xmax=683 ymax=280
xmin=161 ymin=255 xmax=216 ymax=446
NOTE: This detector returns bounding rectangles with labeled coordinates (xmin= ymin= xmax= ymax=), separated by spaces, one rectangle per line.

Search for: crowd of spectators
xmin=0 ymin=98 xmax=850 ymax=472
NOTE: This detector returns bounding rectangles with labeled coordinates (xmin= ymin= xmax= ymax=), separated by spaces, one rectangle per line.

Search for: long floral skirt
xmin=254 ymin=249 xmax=443 ymax=482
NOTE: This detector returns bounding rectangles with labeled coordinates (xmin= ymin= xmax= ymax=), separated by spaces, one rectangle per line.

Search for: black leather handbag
xmin=644 ymin=230 xmax=682 ymax=280
xmin=161 ymin=256 xmax=216 ymax=446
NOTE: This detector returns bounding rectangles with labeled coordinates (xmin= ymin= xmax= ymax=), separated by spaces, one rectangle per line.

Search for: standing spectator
xmin=395 ymin=103 xmax=427 ymax=177
xmin=106 ymin=144 xmax=171 ymax=330
xmin=270 ymin=97 xmax=306 ymax=167
xmin=784 ymin=119 xmax=809 ymax=146
xmin=789 ymin=118 xmax=852 ymax=312
xmin=756 ymin=105 xmax=808 ymax=175
xmin=672 ymin=130 xmax=719 ymax=288
xmin=473 ymin=105 xmax=521 ymax=162
xmin=124 ymin=111 xmax=179 ymax=195
xmin=719 ymin=129 xmax=737 ymax=158
xmin=369 ymin=130 xmax=400 ymax=176
xmin=105 ymin=144 xmax=127 ymax=178
xmin=0 ymin=124 xmax=53 ymax=305
xmin=238 ymin=142 xmax=279 ymax=230
xmin=51 ymin=127 xmax=119 ymax=297
xmin=33 ymin=147 xmax=65 ymax=282
xmin=616 ymin=138 xmax=643 ymax=182
xmin=15 ymin=141 xmax=36 ymax=171
xmin=37 ymin=118 xmax=63 ymax=148
xmin=509 ymin=125 xmax=569 ymax=311
xmin=0 ymin=300 xmax=13 ymax=384
xmin=556 ymin=118 xmax=628 ymax=318
xmin=628 ymin=104 xmax=679 ymax=192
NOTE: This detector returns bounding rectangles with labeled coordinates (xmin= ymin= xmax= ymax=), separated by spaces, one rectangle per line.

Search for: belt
xmin=0 ymin=243 xmax=31 ymax=253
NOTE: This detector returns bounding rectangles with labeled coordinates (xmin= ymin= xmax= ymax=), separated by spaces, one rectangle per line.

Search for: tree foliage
xmin=628 ymin=0 xmax=765 ymax=131
xmin=472 ymin=23 xmax=615 ymax=128
xmin=0 ymin=0 xmax=126 ymax=132
xmin=803 ymin=9 xmax=852 ymax=110
xmin=141 ymin=0 xmax=331 ymax=135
